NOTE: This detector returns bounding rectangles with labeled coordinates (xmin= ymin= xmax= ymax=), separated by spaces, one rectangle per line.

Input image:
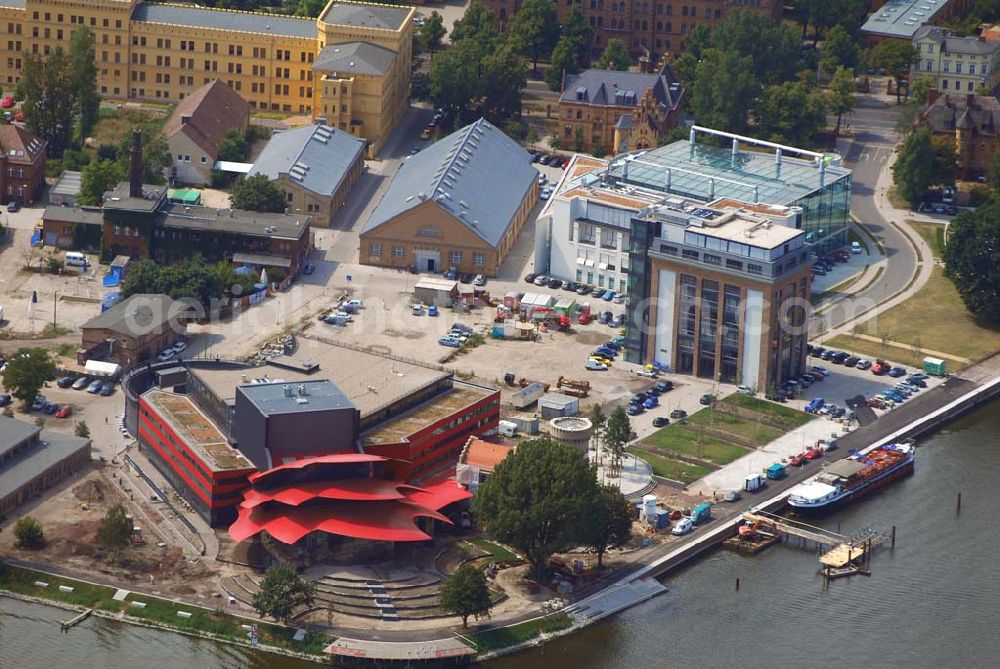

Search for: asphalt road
xmin=823 ymin=98 xmax=916 ymax=331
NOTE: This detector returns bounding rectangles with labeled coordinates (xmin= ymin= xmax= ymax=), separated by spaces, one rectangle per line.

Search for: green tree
xmin=230 ymin=173 xmax=286 ymax=212
xmin=97 ymin=503 xmax=133 ymax=551
xmin=691 ymin=48 xmax=759 ymax=134
xmin=603 ymin=406 xmax=631 ymax=476
xmin=820 ymin=24 xmax=860 ymax=74
xmin=931 ymin=135 xmax=959 ymax=187
xmin=293 ymin=0 xmax=326 ymax=17
xmin=473 ymin=439 xmax=599 ymax=580
xmin=116 ymin=129 xmax=169 ymax=185
xmin=544 ymin=6 xmax=593 ymax=90
xmin=871 ymin=40 xmax=919 ymax=104
xmin=420 ymin=11 xmax=446 ymax=52
xmin=573 ymin=126 xmax=585 ymax=152
xmin=712 ymin=9 xmax=799 ymax=85
xmin=18 ymin=49 xmax=74 ymax=157
xmin=450 ymin=1 xmax=498 ymax=44
xmin=674 ymin=24 xmax=712 ymax=88
xmin=217 ymin=128 xmax=249 ymax=162
xmin=429 ymin=41 xmax=481 ymax=120
xmin=14 ymin=516 xmax=45 ymax=550
xmin=596 ymin=39 xmax=631 ymax=71
xmin=828 ymin=66 xmax=856 ymax=136
xmin=589 ymin=403 xmax=606 ymax=463
xmin=74 ymin=420 xmax=91 ymax=439
xmin=79 ymin=159 xmax=123 ymax=206
xmin=986 ymin=151 xmax=1000 ymax=192
xmin=587 ymin=484 xmax=633 ymax=569
xmin=252 ymin=563 xmax=315 ymax=624
xmin=68 ymin=27 xmax=100 ymax=139
xmin=439 ymin=563 xmax=491 ymax=628
xmin=892 ymin=127 xmax=935 ymax=205
xmin=508 ymin=0 xmax=559 ymax=73
xmin=1 ymin=348 xmax=57 ymax=407
xmin=481 ymin=45 xmax=527 ymax=125
xmin=943 ymin=197 xmax=1000 ymax=323
xmin=755 ymin=80 xmax=828 ymax=146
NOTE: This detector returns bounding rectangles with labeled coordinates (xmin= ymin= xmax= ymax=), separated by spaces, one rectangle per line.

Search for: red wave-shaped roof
xmin=228 ymin=499 xmax=450 ymax=544
xmin=248 ymin=453 xmax=395 ymax=483
xmin=240 ymin=479 xmax=423 ymax=509
xmin=403 ymin=480 xmax=473 ymax=511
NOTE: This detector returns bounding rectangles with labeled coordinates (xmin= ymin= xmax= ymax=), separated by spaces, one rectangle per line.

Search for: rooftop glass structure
xmin=604 ymin=127 xmax=852 ymax=252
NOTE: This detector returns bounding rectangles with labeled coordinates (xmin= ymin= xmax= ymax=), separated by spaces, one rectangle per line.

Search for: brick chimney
xmin=129 ymin=128 xmax=143 ymax=198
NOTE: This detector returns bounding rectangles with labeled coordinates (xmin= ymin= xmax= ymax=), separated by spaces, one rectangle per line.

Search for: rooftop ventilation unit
xmin=283 ymin=384 xmax=293 ymax=397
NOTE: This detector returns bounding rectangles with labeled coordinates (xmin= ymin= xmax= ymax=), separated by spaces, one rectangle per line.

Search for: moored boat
xmin=788 ymin=442 xmax=915 ymax=511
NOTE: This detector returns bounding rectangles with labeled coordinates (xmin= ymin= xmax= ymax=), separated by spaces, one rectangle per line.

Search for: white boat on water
xmin=788 ymin=442 xmax=916 ymax=511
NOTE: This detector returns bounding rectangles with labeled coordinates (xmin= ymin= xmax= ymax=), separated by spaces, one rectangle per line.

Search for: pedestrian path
xmin=848 ymin=333 xmax=971 ymax=363
xmin=563 ymin=577 xmax=667 ymax=623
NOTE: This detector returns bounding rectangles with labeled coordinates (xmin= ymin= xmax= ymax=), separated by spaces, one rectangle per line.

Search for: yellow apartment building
xmin=0 ymin=0 xmax=414 ymax=155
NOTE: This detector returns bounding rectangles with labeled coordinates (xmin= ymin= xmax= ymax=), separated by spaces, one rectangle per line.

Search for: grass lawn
xmin=718 ymin=394 xmax=814 ymax=431
xmin=467 ymin=538 xmax=520 ymax=563
xmin=830 ymin=266 xmax=1000 ymax=366
xmin=627 ymin=448 xmax=714 ymax=484
xmin=470 ymin=613 xmax=572 ymax=654
xmin=825 ymin=335 xmax=929 ymax=369
xmin=887 ymin=186 xmax=913 ymax=211
xmin=907 ymin=220 xmax=946 ymax=259
xmin=640 ymin=421 xmax=750 ymax=465
xmin=0 ymin=564 xmax=327 ymax=655
xmin=683 ymin=410 xmax=784 ymax=447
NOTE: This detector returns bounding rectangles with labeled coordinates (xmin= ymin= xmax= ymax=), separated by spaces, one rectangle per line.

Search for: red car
xmin=1 ymin=95 xmax=14 ymax=108
xmin=14 ymin=111 xmax=23 ymax=122
xmin=805 ymin=447 xmax=823 ymax=460
xmin=55 ymin=404 xmax=72 ymax=418
xmin=789 ymin=453 xmax=808 ymax=467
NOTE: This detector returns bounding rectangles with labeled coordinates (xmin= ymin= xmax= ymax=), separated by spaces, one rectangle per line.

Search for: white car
xmin=585 ymin=359 xmax=608 ymax=371
xmin=412 ymin=303 xmax=424 ymax=315
xmin=171 ymin=341 xmax=187 ymax=354
xmin=737 ymin=384 xmax=754 ymax=395
xmin=635 ymin=369 xmax=657 ymax=378
xmin=473 ymin=274 xmax=486 ymax=287
xmin=343 ymin=299 xmax=363 ymax=309
xmin=157 ymin=349 xmax=176 ymax=362
xmin=851 ymin=241 xmax=863 ymax=254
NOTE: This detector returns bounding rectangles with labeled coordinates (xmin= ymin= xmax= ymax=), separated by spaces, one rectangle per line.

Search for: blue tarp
xmin=102 ymin=265 xmax=122 ymax=287
xmin=234 ymin=266 xmax=253 ymax=275
xmin=101 ymin=292 xmax=122 ymax=312
xmin=30 ymin=230 xmax=42 ymax=246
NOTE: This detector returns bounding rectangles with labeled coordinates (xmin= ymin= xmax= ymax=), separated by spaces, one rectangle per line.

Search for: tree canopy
xmin=217 ymin=128 xmax=250 ymax=162
xmin=943 ymin=196 xmax=1000 ymax=324
xmin=440 ymin=563 xmax=492 ymax=628
xmin=14 ymin=517 xmax=45 ymax=550
xmin=892 ymin=127 xmax=935 ymax=205
xmin=252 ymin=563 xmax=315 ymax=623
xmin=1 ymin=348 xmax=57 ymax=406
xmin=586 ymin=484 xmax=633 ymax=569
xmin=712 ymin=10 xmax=799 ymax=85
xmin=18 ymin=49 xmax=75 ymax=158
xmin=828 ymin=66 xmax=856 ymax=136
xmin=691 ymin=48 xmax=759 ymax=135
xmin=603 ymin=405 xmax=631 ymax=477
xmin=122 ymin=256 xmax=255 ymax=308
xmin=871 ymin=40 xmax=919 ymax=104
xmin=596 ymin=39 xmax=631 ymax=71
xmin=755 ymin=81 xmax=828 ymax=147
xmin=69 ymin=28 xmax=100 ymax=139
xmin=97 ymin=504 xmax=133 ymax=551
xmin=230 ymin=173 xmax=286 ymax=212
xmin=544 ymin=6 xmax=593 ymax=91
xmin=473 ymin=439 xmax=599 ymax=579
xmin=420 ymin=11 xmax=446 ymax=52
xmin=508 ymin=0 xmax=559 ymax=72
xmin=79 ymin=159 xmax=124 ymax=206
xmin=820 ymin=24 xmax=861 ymax=74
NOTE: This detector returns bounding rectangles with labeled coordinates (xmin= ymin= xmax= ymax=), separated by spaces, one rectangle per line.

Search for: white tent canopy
xmin=84 ymin=360 xmax=121 ymax=378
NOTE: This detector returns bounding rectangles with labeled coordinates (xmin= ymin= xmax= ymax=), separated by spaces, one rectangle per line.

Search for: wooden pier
xmin=740 ymin=512 xmax=886 ymax=578
xmin=60 ymin=608 xmax=93 ymax=629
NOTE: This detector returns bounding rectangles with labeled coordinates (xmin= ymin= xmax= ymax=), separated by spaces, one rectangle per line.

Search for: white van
xmin=65 ymin=251 xmax=88 ymax=267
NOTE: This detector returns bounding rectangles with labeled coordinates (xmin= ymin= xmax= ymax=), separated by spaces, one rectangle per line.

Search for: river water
xmin=2 ymin=405 xmax=998 ymax=669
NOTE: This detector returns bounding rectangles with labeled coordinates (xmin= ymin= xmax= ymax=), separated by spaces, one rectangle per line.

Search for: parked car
xmin=565 ymin=281 xmax=579 ymax=292
xmin=626 ymin=404 xmax=645 ymax=416
xmin=888 ymin=367 xmax=907 ymax=378
xmin=157 ymin=349 xmax=176 ymax=362
xmin=524 ymin=272 xmax=538 ymax=284
xmin=30 ymin=396 xmax=47 ymax=411
xmin=906 ymin=377 xmax=927 ymax=388
xmin=612 ymin=294 xmax=626 ymax=304
xmin=56 ymin=376 xmax=75 ymax=388
xmin=533 ymin=275 xmax=549 ymax=286
xmin=7 ymin=200 xmax=19 ymax=213
xmin=585 ymin=359 xmax=608 ymax=371
xmin=652 ymin=416 xmax=670 ymax=428
xmin=43 ymin=402 xmax=59 ymax=415
xmin=699 ymin=394 xmax=715 ymax=405
xmin=856 ymin=359 xmax=872 ymax=370
xmin=172 ymin=341 xmax=188 ymax=354
xmin=610 ymin=314 xmax=624 ymax=328
xmin=737 ymin=384 xmax=754 ymax=395
xmin=844 ymin=356 xmax=860 ymax=367
xmin=87 ymin=379 xmax=104 ymax=393
xmin=654 ymin=380 xmax=673 ymax=393
xmin=100 ymin=382 xmax=115 ymax=397
xmin=0 ymin=394 xmax=10 ymax=407
xmin=946 ymin=206 xmax=958 ymax=216
xmin=642 ymin=396 xmax=659 ymax=409
xmin=474 ymin=274 xmax=487 ymax=287
xmin=602 ymin=290 xmax=615 ymax=301
xmin=851 ymin=241 xmax=863 ymax=254
xmin=805 ymin=398 xmax=825 ymax=413
xmin=72 ymin=376 xmax=90 ymax=390
xmin=811 ymin=365 xmax=830 ymax=376
xmin=437 ymin=336 xmax=461 ymax=348
xmin=670 ymin=409 xmax=688 ymax=420
xmin=548 ymin=278 xmax=563 ymax=289
xmin=1 ymin=95 xmax=14 ymax=108
xmin=576 ymin=284 xmax=592 ymax=295
xmin=55 ymin=404 xmax=72 ymax=418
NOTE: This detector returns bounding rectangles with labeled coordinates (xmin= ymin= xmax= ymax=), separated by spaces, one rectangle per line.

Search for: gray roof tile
xmin=320 ymin=2 xmax=410 ymax=31
xmin=249 ymin=124 xmax=366 ymax=197
xmin=560 ymin=65 xmax=682 ymax=111
xmin=313 ymin=41 xmax=397 ymax=76
xmin=0 ymin=429 xmax=90 ymax=504
xmin=132 ymin=3 xmax=317 ymax=39
xmin=81 ymin=294 xmax=188 ymax=338
xmin=362 ymin=118 xmax=536 ymax=248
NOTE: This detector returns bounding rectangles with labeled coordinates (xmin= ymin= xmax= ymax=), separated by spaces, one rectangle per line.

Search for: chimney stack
xmin=129 ymin=128 xmax=143 ymax=198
